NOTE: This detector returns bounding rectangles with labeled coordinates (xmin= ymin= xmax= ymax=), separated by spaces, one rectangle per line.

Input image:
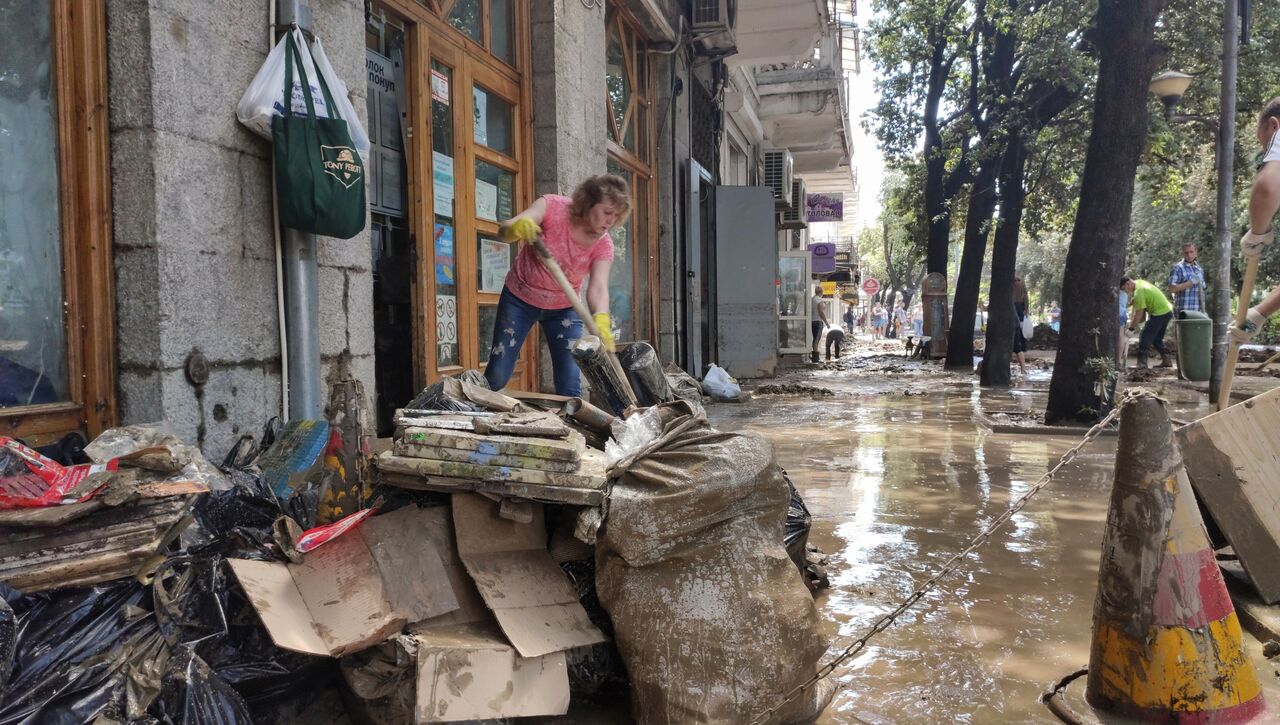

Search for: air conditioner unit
xmin=691 ymin=0 xmax=737 ymax=55
xmin=763 ymin=150 xmax=793 ymax=209
xmin=779 ymin=180 xmax=809 ymax=230
xmin=692 ymin=0 xmax=735 ymax=32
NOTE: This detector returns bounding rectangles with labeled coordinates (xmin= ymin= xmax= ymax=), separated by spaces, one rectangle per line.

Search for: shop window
xmin=490 ymin=0 xmax=514 ymax=65
xmin=446 ymin=0 xmax=483 ymax=44
xmin=1 ymin=0 xmax=114 ymax=440
xmin=604 ymin=4 xmax=656 ymax=343
xmin=472 ymin=86 xmax=513 ymax=155
xmin=2 ymin=1 xmax=68 ymax=408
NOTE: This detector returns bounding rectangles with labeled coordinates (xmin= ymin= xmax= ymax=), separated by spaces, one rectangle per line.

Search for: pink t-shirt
xmin=506 ymin=194 xmax=614 ymax=309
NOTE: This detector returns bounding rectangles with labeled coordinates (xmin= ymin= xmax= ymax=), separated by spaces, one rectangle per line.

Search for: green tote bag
xmin=272 ymin=31 xmax=367 ymax=239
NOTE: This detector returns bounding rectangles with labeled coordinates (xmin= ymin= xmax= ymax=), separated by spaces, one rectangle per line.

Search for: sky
xmin=848 ymin=56 xmax=885 ymax=232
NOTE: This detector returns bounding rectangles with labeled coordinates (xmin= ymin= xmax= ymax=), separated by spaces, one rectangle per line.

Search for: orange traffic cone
xmin=1086 ymin=390 xmax=1265 ymax=722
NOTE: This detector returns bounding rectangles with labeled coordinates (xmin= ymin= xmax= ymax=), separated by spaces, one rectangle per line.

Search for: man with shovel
xmin=1229 ymin=99 xmax=1280 ymax=341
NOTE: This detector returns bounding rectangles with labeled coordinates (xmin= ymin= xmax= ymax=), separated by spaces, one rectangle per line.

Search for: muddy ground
xmin=705 ymin=339 xmax=1280 ymax=724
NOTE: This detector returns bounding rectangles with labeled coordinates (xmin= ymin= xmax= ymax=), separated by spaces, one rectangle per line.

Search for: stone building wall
xmin=105 ymin=0 xmax=374 ymax=457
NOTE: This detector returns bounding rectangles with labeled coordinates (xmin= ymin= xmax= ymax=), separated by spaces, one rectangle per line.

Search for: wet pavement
xmin=708 ymin=345 xmax=1280 ymax=724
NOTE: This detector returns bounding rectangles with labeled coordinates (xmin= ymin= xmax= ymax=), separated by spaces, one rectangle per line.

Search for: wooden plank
xmin=1176 ymin=387 xmax=1280 ymax=603
xmin=390 ymin=440 xmax=578 ymax=472
xmin=378 ymin=471 xmax=604 ymax=507
xmin=400 ymin=426 xmax=583 ymax=462
xmin=0 ymin=500 xmax=105 ymax=528
xmin=1221 ymin=559 xmax=1280 ymax=643
xmin=0 ymin=497 xmax=190 ymax=550
xmin=378 ymin=449 xmax=606 ymax=490
xmin=4 ymin=545 xmax=156 ymax=593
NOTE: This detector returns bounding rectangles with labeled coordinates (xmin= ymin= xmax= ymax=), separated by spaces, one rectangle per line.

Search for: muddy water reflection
xmin=710 ymin=378 xmax=1279 ymax=724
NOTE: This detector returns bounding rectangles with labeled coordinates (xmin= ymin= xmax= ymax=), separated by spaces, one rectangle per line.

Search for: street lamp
xmin=1145 ymin=4 xmax=1238 ymax=404
xmin=1150 ymin=71 xmax=1194 ymax=119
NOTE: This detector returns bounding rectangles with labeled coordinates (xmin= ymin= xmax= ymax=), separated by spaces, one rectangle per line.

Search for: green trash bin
xmin=1174 ymin=310 xmax=1212 ymax=381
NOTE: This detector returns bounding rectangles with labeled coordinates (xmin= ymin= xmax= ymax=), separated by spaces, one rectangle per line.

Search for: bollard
xmin=1085 ymin=390 xmax=1264 ymax=722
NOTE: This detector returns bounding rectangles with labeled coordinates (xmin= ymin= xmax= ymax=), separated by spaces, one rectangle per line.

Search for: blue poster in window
xmin=434 ymin=223 xmax=455 ymax=287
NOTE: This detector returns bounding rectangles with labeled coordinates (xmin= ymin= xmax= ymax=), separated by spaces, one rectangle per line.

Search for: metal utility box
xmin=715 ymin=186 xmax=779 ymax=378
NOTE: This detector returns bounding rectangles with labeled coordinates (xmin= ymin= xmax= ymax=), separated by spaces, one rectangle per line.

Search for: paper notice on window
xmin=480 ymin=238 xmax=511 ymax=293
xmin=433 ymin=152 xmax=454 ymax=219
xmin=430 ymin=69 xmax=449 ymax=105
xmin=475 ymin=180 xmax=498 ymax=222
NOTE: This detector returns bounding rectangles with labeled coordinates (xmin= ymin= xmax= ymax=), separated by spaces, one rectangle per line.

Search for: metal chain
xmin=749 ymin=402 xmax=1126 ymax=724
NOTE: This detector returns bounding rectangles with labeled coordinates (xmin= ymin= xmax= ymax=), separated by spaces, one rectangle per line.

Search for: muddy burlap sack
xmin=596 ymin=401 xmax=831 ymax=724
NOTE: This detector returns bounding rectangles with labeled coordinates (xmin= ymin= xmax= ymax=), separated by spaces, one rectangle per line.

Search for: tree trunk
xmin=1045 ymin=0 xmax=1166 ymax=424
xmin=981 ymin=133 xmax=1029 ymax=387
xmin=923 ymin=34 xmax=956 ymax=276
xmin=945 ymin=160 xmax=999 ymax=369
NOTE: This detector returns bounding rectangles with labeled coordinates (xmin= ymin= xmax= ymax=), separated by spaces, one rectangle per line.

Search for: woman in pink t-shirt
xmin=483 ymin=175 xmax=630 ymax=396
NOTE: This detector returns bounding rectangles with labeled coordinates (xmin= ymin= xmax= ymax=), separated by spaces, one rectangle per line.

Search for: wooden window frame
xmin=374 ymin=0 xmax=534 ymax=390
xmin=1 ymin=0 xmax=116 ymax=443
xmin=606 ymin=1 xmax=659 ymax=345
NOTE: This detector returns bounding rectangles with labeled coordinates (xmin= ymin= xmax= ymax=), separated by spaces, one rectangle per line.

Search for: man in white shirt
xmin=811 ymin=286 xmax=828 ymax=363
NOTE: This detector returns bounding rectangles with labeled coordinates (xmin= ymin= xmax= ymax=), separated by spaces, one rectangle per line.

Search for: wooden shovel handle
xmin=1218 ymin=255 xmax=1260 ymax=411
xmin=531 ymin=239 xmax=638 ymax=407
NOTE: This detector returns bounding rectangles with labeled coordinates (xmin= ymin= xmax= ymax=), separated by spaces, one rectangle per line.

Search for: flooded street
xmin=708 ymin=351 xmax=1280 ymax=724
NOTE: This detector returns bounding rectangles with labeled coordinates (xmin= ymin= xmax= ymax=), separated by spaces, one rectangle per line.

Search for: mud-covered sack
xmin=596 ymin=401 xmax=831 ymax=724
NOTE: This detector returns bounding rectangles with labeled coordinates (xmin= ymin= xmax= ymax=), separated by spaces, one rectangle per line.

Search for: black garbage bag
xmin=152 ymin=647 xmax=252 ymax=725
xmin=0 ymin=580 xmax=162 ymax=724
xmin=560 ymin=560 xmax=628 ymax=702
xmin=781 ymin=469 xmax=813 ymax=571
xmin=0 ymin=585 xmax=14 ymax=699
xmin=616 ymin=343 xmax=675 ymax=408
xmin=151 ymin=555 xmax=333 ymax=721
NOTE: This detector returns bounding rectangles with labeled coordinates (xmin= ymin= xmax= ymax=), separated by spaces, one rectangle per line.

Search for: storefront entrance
xmin=367 ymin=1 xmax=532 ymax=431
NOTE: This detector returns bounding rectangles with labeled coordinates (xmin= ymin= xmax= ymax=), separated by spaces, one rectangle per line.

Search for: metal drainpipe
xmin=276 ymin=0 xmax=324 ymax=420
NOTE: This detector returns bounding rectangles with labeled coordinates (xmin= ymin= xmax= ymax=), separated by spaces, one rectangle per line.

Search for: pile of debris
xmin=0 ymin=355 xmax=831 ymax=722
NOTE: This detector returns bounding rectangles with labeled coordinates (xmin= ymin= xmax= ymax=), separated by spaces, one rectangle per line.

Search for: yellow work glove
xmin=502 ymin=217 xmax=541 ymax=243
xmin=593 ymin=313 xmax=616 ymax=352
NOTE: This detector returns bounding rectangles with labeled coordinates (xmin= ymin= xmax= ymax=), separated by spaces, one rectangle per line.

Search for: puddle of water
xmin=711 ymin=363 xmax=1280 ymax=724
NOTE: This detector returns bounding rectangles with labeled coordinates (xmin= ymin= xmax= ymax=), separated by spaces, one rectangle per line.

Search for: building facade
xmin=1 ymin=0 xmax=856 ymax=456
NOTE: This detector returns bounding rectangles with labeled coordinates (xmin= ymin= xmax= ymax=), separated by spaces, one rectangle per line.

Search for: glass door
xmin=422 ymin=27 xmax=529 ymax=389
xmin=778 ymin=251 xmax=811 ymax=354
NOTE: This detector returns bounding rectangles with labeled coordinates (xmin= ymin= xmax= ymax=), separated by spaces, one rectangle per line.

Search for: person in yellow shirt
xmin=1119 ymin=276 xmax=1174 ymax=369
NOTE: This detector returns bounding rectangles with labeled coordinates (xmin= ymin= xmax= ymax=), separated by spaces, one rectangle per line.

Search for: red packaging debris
xmin=296 ymin=506 xmax=379 ymax=553
xmin=0 ymin=437 xmax=117 ymax=509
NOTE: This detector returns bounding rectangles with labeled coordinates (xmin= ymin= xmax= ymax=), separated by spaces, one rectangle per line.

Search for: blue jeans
xmin=484 ymin=287 xmax=584 ymax=396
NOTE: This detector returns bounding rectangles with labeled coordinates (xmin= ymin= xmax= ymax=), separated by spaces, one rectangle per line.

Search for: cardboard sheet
xmin=413 ymin=622 xmax=570 ymax=723
xmin=452 ymin=493 xmax=606 ymax=657
xmin=229 ymin=505 xmax=460 ymax=657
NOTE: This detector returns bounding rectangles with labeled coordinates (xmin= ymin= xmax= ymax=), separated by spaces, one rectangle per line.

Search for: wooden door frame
xmin=378 ymin=0 xmax=536 ymax=391
xmin=1 ymin=0 xmax=116 ymax=443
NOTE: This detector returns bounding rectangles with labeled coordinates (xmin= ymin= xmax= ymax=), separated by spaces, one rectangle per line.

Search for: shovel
xmin=531 ymin=238 xmax=638 ymax=408
xmin=1217 ymin=254 xmax=1260 ymax=411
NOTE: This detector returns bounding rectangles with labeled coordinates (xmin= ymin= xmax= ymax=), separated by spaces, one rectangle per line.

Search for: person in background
xmin=1168 ymin=242 xmax=1205 ymax=315
xmin=811 ymin=285 xmax=828 ymax=363
xmin=825 ymin=325 xmax=846 ymax=359
xmin=1120 ymin=276 xmax=1174 ymax=369
xmin=872 ymin=303 xmax=887 ymax=339
xmin=1118 ymin=287 xmax=1130 ymax=366
xmin=1012 ymin=277 xmax=1029 ymax=376
xmin=912 ymin=302 xmax=924 ymax=337
xmin=485 ymin=175 xmax=629 ymax=396
xmin=1048 ymin=301 xmax=1061 ymax=332
xmin=843 ymin=306 xmax=856 ymax=335
xmin=892 ymin=302 xmax=908 ymax=339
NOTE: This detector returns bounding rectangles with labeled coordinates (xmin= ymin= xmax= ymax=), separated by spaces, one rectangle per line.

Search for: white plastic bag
xmin=701 ymin=364 xmax=742 ymax=400
xmin=236 ymin=29 xmax=371 ymax=160
xmin=1020 ymin=314 xmax=1035 ymax=339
